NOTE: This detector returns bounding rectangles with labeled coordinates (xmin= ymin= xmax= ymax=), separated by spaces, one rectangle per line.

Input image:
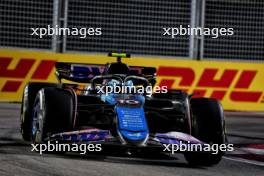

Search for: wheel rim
xmin=32 ymin=97 xmax=44 ymax=142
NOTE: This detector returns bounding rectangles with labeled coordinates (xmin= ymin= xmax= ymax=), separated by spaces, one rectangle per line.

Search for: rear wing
xmin=55 ymin=62 xmax=156 ymax=83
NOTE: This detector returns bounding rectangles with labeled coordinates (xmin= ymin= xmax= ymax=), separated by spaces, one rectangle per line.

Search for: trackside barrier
xmin=0 ymin=49 xmax=264 ymax=111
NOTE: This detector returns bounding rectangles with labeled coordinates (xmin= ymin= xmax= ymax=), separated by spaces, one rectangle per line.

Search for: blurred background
xmin=0 ymin=0 xmax=263 ymax=61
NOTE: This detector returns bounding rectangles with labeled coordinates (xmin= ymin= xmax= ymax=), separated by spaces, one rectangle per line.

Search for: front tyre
xmin=184 ymin=98 xmax=226 ymax=166
xmin=20 ymin=83 xmax=59 ymax=141
xmin=32 ymin=88 xmax=74 ymax=144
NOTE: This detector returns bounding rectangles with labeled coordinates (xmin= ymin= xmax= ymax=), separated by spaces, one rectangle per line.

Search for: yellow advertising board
xmin=0 ymin=49 xmax=264 ymax=111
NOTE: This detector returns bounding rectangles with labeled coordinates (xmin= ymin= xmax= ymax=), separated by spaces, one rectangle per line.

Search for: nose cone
xmin=116 ymin=106 xmax=149 ymax=146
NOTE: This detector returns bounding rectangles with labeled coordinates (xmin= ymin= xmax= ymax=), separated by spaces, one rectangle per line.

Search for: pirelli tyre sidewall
xmin=32 ymin=87 xmax=74 ymax=144
xmin=184 ymin=98 xmax=226 ymax=166
xmin=20 ymin=82 xmax=60 ymax=141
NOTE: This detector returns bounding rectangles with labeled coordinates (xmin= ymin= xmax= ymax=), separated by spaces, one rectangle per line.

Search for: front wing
xmin=47 ymin=128 xmax=204 ymax=149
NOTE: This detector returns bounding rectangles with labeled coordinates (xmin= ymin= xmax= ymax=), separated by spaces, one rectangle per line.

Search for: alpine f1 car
xmin=20 ymin=53 xmax=226 ymax=166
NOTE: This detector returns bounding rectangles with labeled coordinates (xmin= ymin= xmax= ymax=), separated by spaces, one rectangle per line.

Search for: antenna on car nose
xmin=108 ymin=52 xmax=131 ymax=63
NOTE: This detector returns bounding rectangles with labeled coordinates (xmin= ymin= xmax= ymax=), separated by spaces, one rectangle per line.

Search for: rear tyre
xmin=184 ymin=98 xmax=226 ymax=166
xmin=32 ymin=87 xmax=74 ymax=144
xmin=20 ymin=83 xmax=59 ymax=141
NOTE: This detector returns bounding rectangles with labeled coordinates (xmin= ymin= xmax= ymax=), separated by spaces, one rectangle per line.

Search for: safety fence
xmin=0 ymin=0 xmax=263 ymax=61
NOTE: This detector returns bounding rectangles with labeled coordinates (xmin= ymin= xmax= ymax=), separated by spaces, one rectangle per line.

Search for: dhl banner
xmin=0 ymin=49 xmax=264 ymax=111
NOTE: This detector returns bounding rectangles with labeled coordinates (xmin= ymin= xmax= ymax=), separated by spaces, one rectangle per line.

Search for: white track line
xmin=223 ymin=156 xmax=264 ymax=167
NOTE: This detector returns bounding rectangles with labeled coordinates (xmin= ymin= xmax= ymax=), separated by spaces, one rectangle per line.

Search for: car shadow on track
xmin=0 ymin=137 xmax=206 ymax=169
xmin=51 ymin=150 xmax=206 ymax=169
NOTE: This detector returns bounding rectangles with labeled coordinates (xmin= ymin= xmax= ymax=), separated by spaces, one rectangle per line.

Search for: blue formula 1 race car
xmin=20 ymin=53 xmax=226 ymax=166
